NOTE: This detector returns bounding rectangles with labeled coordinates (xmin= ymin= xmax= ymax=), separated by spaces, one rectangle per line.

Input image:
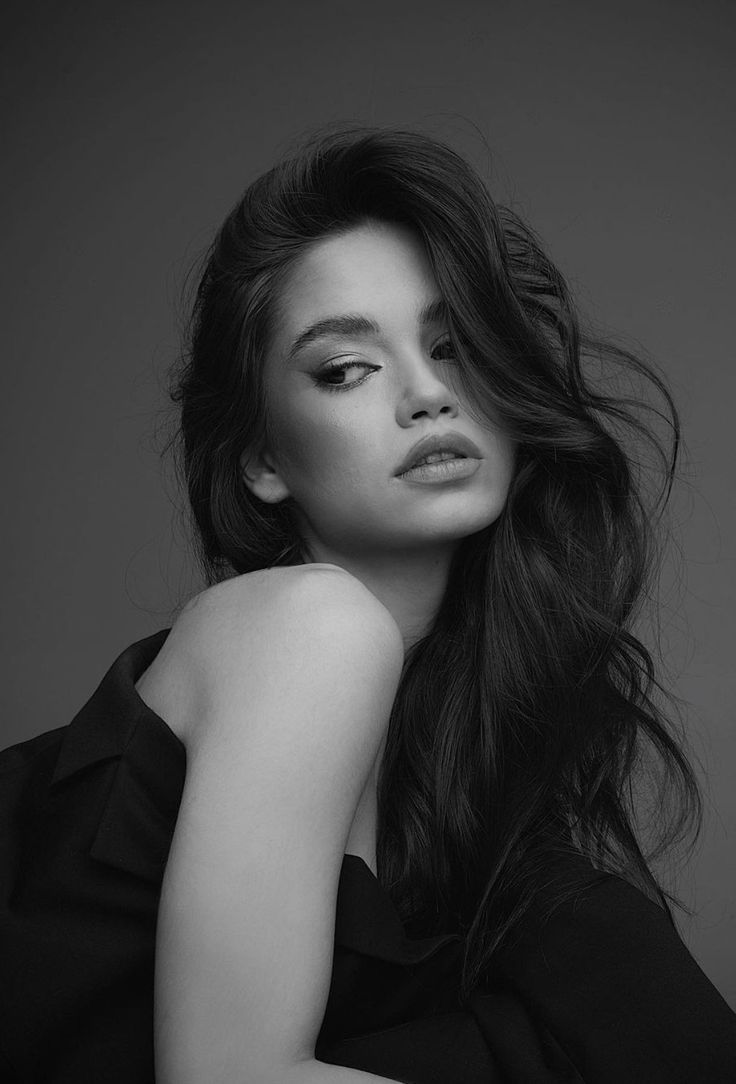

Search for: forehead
xmin=274 ymin=221 xmax=438 ymax=337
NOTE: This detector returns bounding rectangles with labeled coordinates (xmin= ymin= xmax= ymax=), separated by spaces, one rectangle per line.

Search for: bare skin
xmin=137 ymin=564 xmax=385 ymax=877
xmin=139 ymin=222 xmax=515 ymax=1082
xmin=240 ymin=220 xmax=515 ymax=650
xmin=140 ymin=566 xmax=405 ymax=1083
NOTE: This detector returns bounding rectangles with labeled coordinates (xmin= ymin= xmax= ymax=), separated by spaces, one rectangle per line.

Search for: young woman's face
xmin=244 ymin=220 xmax=515 ymax=560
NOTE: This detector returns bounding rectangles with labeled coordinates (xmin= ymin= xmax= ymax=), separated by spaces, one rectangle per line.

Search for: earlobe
xmin=239 ymin=447 xmax=291 ymax=504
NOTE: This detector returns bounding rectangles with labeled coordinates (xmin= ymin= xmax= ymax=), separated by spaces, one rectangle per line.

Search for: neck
xmin=302 ymin=543 xmax=456 ymax=652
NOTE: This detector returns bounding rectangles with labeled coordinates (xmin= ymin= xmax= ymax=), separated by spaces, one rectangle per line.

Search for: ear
xmin=239 ymin=444 xmax=291 ymax=504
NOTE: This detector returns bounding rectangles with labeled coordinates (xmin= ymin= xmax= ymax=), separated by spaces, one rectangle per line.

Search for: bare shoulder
xmin=152 ymin=567 xmax=406 ymax=1080
xmin=187 ymin=561 xmax=395 ymax=623
xmin=176 ymin=562 xmax=402 ymax=661
xmin=135 ymin=563 xmax=403 ymax=744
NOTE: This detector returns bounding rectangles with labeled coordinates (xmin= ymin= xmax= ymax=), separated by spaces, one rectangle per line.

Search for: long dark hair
xmin=170 ymin=127 xmax=701 ymax=999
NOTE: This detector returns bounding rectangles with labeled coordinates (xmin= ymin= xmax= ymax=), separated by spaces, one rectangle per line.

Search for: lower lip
xmin=397 ymin=457 xmax=481 ymax=483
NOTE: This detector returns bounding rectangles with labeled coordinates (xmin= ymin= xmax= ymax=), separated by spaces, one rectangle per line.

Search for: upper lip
xmin=394 ymin=432 xmax=483 ymax=475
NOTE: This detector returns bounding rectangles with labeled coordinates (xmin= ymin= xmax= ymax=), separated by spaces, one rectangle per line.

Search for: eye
xmin=313 ymin=359 xmax=378 ymax=392
xmin=431 ymin=335 xmax=456 ymax=362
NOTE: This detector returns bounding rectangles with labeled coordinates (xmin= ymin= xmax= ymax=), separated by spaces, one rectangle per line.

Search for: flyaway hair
xmin=170 ymin=127 xmax=701 ymax=999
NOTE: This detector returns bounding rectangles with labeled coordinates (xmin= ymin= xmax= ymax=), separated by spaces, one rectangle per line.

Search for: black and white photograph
xmin=1 ymin=2 xmax=735 ymax=1081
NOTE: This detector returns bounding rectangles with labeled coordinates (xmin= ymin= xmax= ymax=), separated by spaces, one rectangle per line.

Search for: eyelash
xmin=314 ymin=338 xmax=456 ymax=393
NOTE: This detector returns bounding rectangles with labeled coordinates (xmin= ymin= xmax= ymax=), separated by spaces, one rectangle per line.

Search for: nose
xmin=395 ymin=355 xmax=459 ymax=426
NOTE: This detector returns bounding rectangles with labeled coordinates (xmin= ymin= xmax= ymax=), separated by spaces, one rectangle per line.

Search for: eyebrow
xmin=286 ymin=297 xmax=448 ymax=361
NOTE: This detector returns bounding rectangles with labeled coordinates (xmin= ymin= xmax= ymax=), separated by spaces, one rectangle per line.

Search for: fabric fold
xmin=3 ymin=629 xmax=733 ymax=1083
xmin=336 ymin=855 xmax=460 ymax=964
xmin=51 ymin=629 xmax=174 ymax=786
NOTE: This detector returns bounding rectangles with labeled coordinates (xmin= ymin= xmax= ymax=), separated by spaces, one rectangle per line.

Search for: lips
xmin=394 ymin=432 xmax=483 ymax=476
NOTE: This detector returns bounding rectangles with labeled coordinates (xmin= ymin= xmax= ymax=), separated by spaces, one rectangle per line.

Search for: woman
xmin=1 ymin=128 xmax=735 ymax=1083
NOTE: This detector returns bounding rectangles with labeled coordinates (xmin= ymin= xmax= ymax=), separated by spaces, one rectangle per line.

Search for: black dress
xmin=1 ymin=631 xmax=735 ymax=1083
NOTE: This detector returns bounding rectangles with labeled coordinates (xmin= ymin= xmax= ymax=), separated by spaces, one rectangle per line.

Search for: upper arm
xmin=151 ymin=568 xmax=403 ymax=1084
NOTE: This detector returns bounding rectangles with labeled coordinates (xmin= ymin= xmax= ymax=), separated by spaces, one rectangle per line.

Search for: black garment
xmin=1 ymin=632 xmax=735 ymax=1083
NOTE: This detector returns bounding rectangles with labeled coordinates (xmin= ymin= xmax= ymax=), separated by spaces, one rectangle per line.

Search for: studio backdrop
xmin=2 ymin=0 xmax=734 ymax=1009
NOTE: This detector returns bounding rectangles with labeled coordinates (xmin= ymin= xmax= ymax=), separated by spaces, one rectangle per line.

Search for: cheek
xmin=268 ymin=405 xmax=351 ymax=480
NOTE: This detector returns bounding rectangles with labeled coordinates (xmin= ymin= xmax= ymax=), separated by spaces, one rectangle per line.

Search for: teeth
xmin=413 ymin=451 xmax=463 ymax=467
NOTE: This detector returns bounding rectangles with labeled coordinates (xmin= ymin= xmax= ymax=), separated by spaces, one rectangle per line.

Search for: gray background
xmin=2 ymin=0 xmax=734 ymax=1007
